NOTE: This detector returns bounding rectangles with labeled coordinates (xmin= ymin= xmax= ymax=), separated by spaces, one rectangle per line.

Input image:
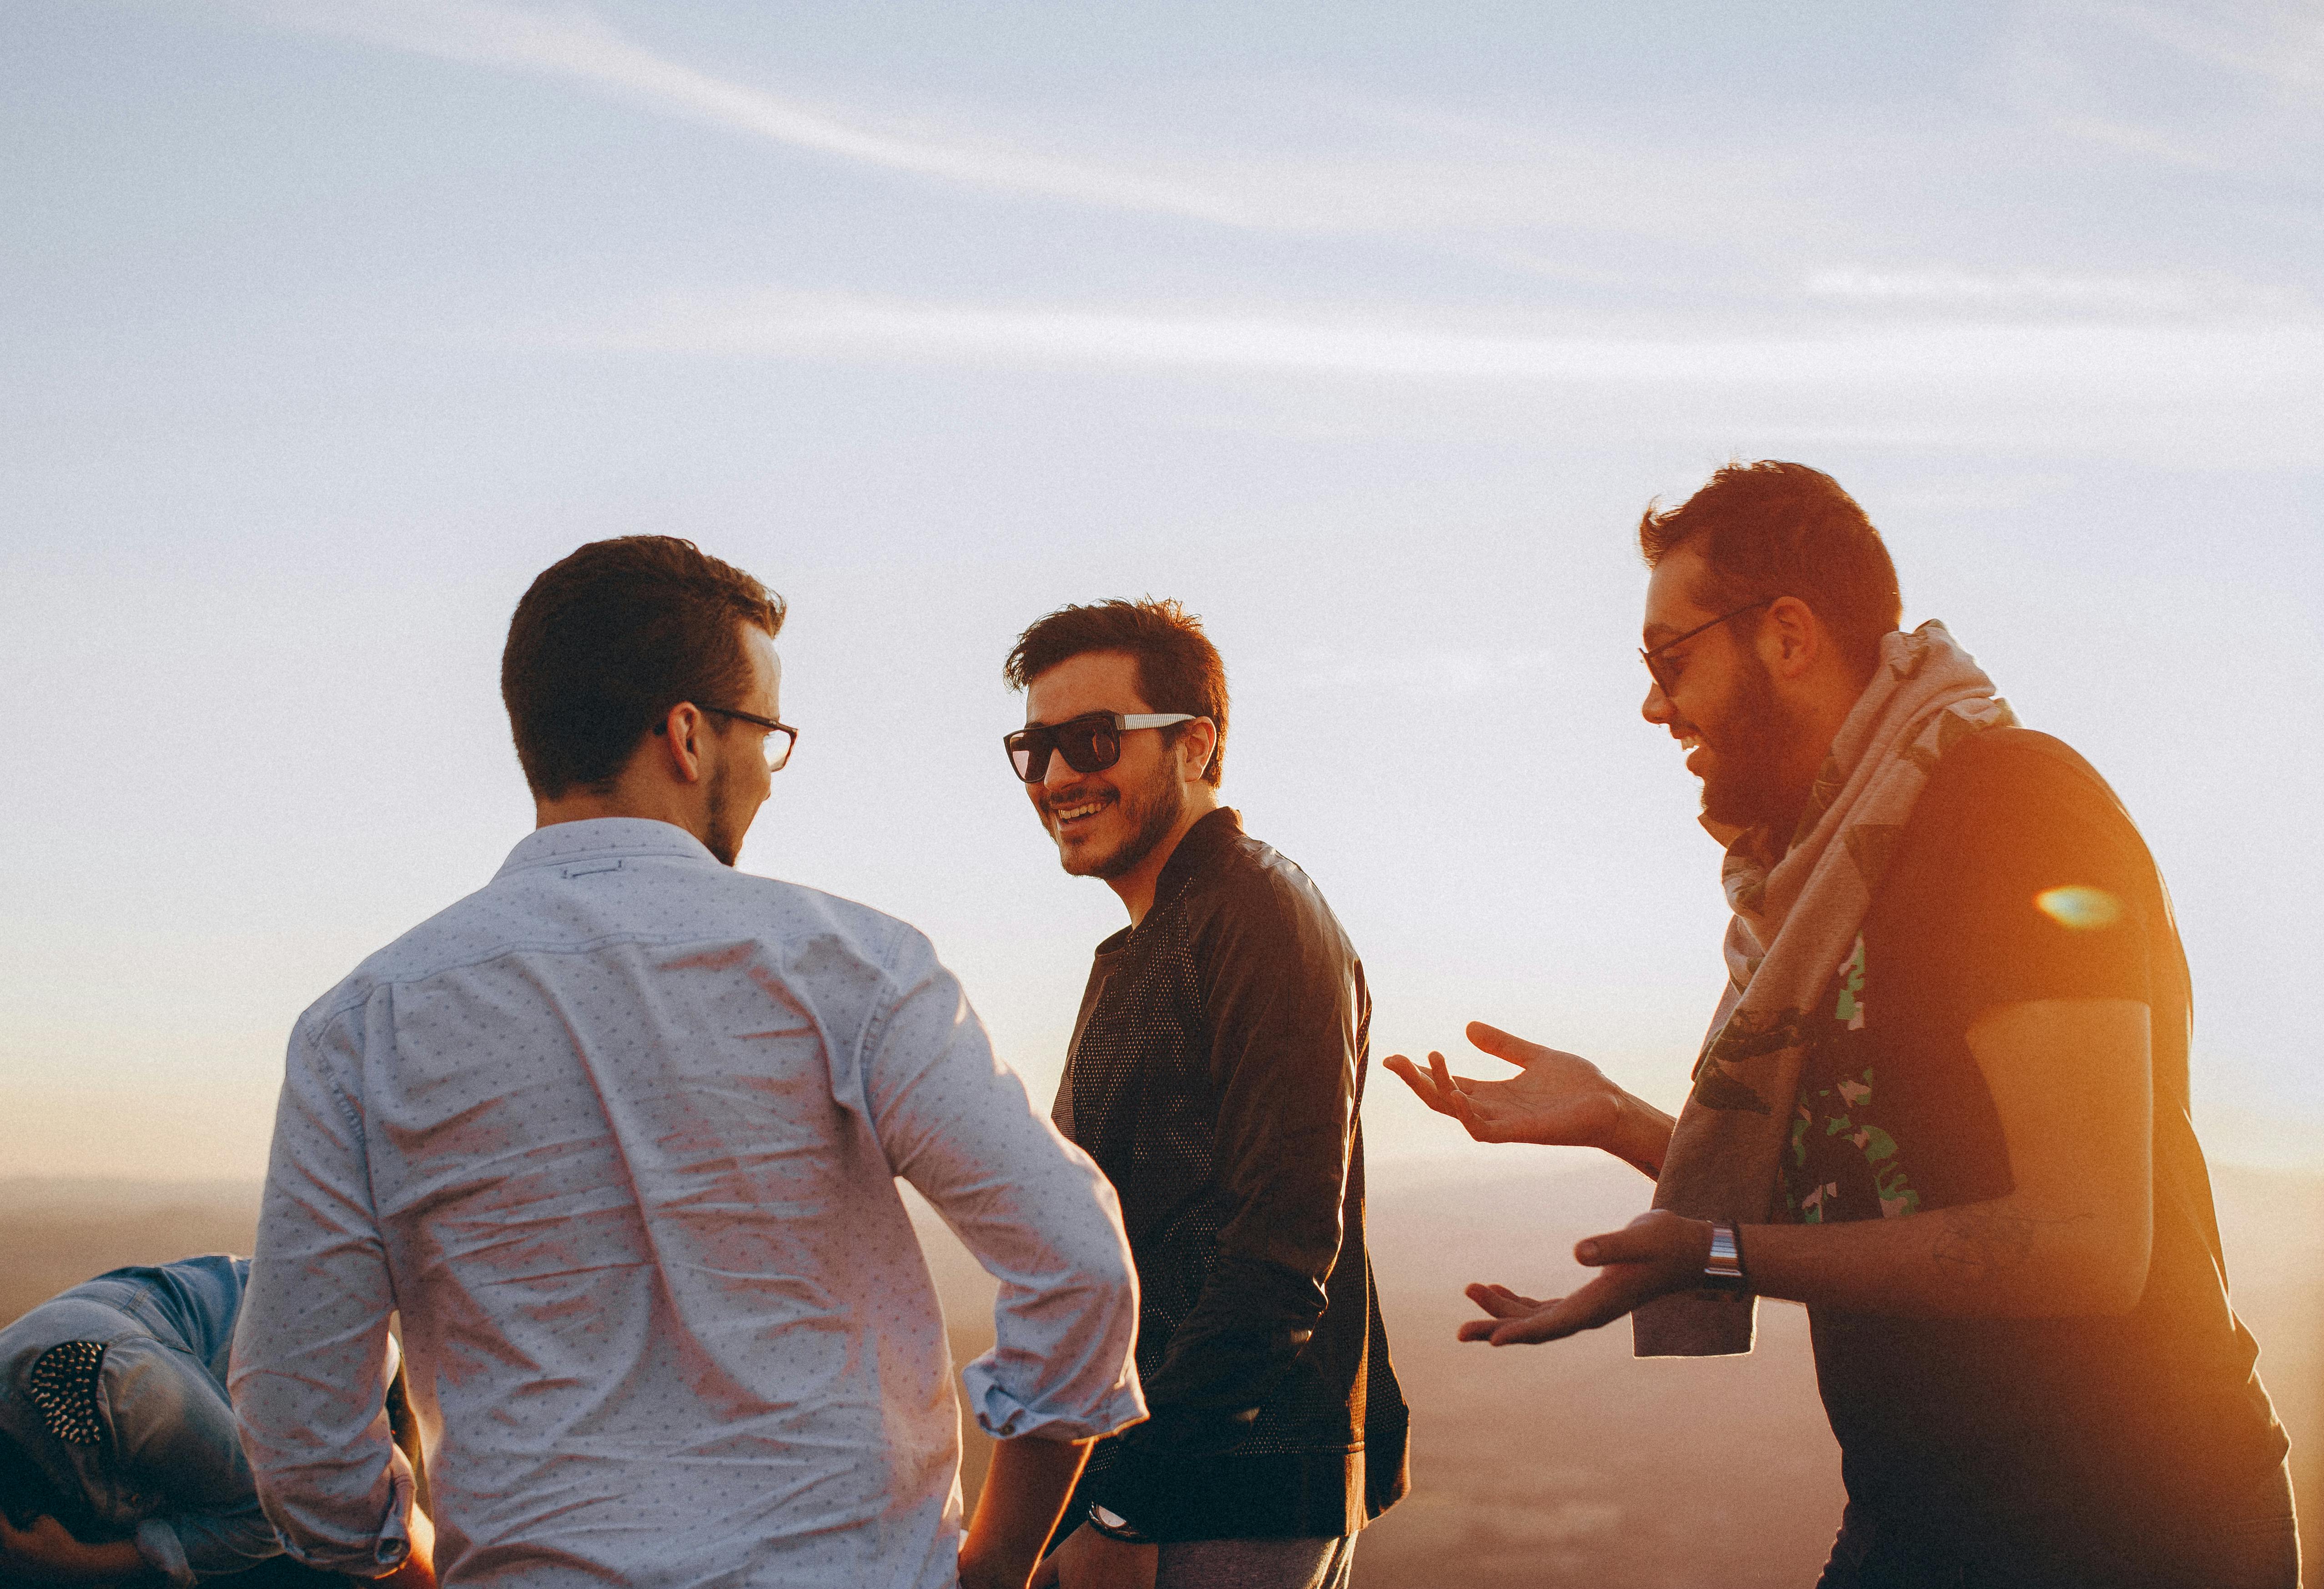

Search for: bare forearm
xmin=961 ymin=1436 xmax=1092 ymax=1589
xmin=1607 ymin=1092 xmax=1674 ymax=1179
xmin=1745 ymin=1195 xmax=2148 ymax=1318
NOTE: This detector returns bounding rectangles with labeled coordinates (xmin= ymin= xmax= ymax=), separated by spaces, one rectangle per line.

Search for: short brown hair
xmin=502 ymin=536 xmax=784 ymax=799
xmin=1003 ymin=598 xmax=1229 ymax=786
xmin=1639 ymin=460 xmax=1902 ymax=682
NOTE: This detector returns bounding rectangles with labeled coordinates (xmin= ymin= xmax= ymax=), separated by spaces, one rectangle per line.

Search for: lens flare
xmin=2035 ymin=885 xmax=2122 ymax=930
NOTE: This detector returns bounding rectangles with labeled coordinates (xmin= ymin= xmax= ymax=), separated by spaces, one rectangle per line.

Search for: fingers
xmin=1573 ymin=1225 xmax=1660 ymax=1267
xmin=1575 ymin=1210 xmax=1700 ymax=1269
xmin=1380 ymin=1054 xmax=1449 ymax=1113
xmin=1461 ymin=1282 xmax=1547 ymax=1318
xmin=1481 ymin=1272 xmax=1635 ymax=1346
xmin=1466 ymin=1020 xmax=1565 ymax=1071
xmin=1427 ymin=1051 xmax=1467 ymax=1111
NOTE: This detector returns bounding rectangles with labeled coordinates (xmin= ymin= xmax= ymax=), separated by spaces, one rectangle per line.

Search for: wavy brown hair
xmin=1003 ymin=598 xmax=1229 ymax=786
xmin=1640 ymin=461 xmax=1902 ymax=684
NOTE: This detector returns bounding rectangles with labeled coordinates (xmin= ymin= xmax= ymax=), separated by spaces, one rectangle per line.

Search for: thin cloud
xmin=246 ymin=0 xmax=1266 ymax=224
xmin=2067 ymin=0 xmax=2324 ymax=96
xmin=1806 ymin=265 xmax=2313 ymax=317
xmin=234 ymin=0 xmax=1791 ymax=240
xmin=599 ymin=287 xmax=2324 ymax=395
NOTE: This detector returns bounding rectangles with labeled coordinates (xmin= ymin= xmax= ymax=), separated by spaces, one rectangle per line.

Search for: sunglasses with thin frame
xmin=1004 ymin=711 xmax=1198 ymax=784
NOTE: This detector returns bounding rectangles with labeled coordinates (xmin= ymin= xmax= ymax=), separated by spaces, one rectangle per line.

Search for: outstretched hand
xmin=1456 ymin=1211 xmax=1711 ymax=1346
xmin=1383 ymin=1021 xmax=1628 ymax=1151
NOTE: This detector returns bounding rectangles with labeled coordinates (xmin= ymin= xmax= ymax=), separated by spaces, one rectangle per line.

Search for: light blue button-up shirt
xmin=230 ymin=819 xmax=1143 ymax=1589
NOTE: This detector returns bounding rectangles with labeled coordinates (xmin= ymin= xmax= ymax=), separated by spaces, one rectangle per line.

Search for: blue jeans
xmin=1814 ymin=1465 xmax=2300 ymax=1589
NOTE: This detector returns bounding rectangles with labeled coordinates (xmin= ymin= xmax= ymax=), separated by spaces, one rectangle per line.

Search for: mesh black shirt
xmin=1052 ymin=808 xmax=1409 ymax=1542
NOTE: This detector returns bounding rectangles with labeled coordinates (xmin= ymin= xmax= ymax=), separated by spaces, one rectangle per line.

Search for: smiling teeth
xmin=1680 ymin=734 xmax=1701 ymax=750
xmin=1054 ymin=801 xmax=1106 ymax=821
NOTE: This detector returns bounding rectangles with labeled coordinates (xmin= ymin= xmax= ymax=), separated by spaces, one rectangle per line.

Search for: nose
xmin=1039 ymin=750 xmax=1082 ymax=795
xmin=1642 ymin=674 xmax=1674 ymax=726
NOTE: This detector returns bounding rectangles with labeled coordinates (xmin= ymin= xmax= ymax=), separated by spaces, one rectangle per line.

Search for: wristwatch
xmin=1701 ymin=1221 xmax=1749 ymax=1293
xmin=1087 ymin=1504 xmax=1153 ymax=1545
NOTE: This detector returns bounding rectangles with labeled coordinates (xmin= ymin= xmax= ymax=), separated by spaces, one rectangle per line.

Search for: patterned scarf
xmin=1634 ymin=621 xmax=2014 ymax=1357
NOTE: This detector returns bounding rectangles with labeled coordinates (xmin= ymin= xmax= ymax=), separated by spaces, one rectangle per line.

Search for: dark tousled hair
xmin=1003 ymin=598 xmax=1229 ymax=786
xmin=502 ymin=536 xmax=784 ymax=800
xmin=1639 ymin=461 xmax=1903 ymax=683
xmin=0 ymin=1427 xmax=91 ymax=1537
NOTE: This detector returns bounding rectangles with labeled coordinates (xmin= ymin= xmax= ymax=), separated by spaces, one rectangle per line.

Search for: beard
xmin=1060 ymin=753 xmax=1187 ymax=881
xmin=702 ymin=752 xmax=750 ymax=867
xmin=1698 ymin=652 xmax=1813 ymax=838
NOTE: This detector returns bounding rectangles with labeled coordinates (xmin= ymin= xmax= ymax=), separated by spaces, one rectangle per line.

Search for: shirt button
xmin=998 ymin=1418 xmax=1019 ymax=1437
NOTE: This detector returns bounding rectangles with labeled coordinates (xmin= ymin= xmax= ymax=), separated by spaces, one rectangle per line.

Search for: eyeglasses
xmin=1004 ymin=711 xmax=1198 ymax=784
xmin=1640 ymin=599 xmax=1773 ymax=698
xmin=702 ymin=706 xmax=798 ymax=771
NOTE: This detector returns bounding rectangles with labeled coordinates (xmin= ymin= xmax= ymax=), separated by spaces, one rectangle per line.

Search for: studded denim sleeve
xmin=91 ymin=1336 xmax=287 ymax=1584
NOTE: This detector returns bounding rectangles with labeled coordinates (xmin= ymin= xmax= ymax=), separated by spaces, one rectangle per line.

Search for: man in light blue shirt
xmin=231 ymin=536 xmax=1145 ymax=1589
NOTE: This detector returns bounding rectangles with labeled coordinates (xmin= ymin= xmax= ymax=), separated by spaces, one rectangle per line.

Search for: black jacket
xmin=1053 ymin=808 xmax=1408 ymax=1542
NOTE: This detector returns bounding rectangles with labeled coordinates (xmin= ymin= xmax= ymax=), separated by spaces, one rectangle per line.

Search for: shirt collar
xmin=494 ymin=818 xmax=720 ymax=878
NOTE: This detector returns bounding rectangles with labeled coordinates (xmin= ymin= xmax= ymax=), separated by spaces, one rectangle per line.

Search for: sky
xmin=3 ymin=0 xmax=2321 ymax=1182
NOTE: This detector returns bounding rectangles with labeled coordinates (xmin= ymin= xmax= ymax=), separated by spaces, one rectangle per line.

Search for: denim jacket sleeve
xmin=96 ymin=1337 xmax=286 ymax=1587
xmin=1109 ymin=861 xmax=1359 ymax=1459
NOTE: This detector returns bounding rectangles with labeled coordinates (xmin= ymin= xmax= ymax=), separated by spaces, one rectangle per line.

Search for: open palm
xmin=1383 ymin=1020 xmax=1625 ymax=1148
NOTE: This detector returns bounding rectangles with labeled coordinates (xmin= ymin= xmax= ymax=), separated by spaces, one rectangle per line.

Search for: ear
xmin=1761 ymin=596 xmax=1821 ymax=681
xmin=1178 ymin=718 xmax=1220 ymax=784
xmin=653 ymin=702 xmax=713 ymax=785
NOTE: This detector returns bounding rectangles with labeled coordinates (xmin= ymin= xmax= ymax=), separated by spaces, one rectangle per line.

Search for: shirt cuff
xmin=368 ymin=1445 xmax=417 ymax=1572
xmin=133 ymin=1519 xmax=195 ymax=1589
xmin=962 ymin=1359 xmax=1146 ymax=1443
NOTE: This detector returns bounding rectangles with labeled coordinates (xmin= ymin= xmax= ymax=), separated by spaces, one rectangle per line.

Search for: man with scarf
xmin=1387 ymin=462 xmax=2295 ymax=1588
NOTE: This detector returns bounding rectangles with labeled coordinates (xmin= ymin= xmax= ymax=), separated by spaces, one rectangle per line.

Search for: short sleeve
xmin=1916 ymin=734 xmax=2153 ymax=1018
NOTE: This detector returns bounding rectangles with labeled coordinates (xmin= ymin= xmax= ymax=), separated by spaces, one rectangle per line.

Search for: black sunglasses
xmin=1640 ymin=599 xmax=1773 ymax=698
xmin=1004 ymin=711 xmax=1198 ymax=784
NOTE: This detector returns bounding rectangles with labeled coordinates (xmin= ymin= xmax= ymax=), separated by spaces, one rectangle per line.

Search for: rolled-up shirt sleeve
xmin=229 ymin=1003 xmax=415 ymax=1576
xmin=861 ymin=927 xmax=1146 ymax=1443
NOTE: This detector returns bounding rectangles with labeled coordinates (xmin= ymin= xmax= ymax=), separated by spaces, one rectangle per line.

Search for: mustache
xmin=1042 ymin=780 xmax=1117 ymax=811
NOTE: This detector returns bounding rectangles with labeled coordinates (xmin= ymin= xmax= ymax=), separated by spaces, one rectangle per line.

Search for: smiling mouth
xmin=1048 ymin=792 xmax=1116 ymax=831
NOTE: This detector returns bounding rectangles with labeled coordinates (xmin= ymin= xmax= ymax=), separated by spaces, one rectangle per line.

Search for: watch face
xmin=1092 ymin=1506 xmax=1128 ymax=1529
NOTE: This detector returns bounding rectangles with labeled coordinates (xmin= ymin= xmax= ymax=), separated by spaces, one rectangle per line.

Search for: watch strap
xmin=1702 ymin=1221 xmax=1749 ymax=1293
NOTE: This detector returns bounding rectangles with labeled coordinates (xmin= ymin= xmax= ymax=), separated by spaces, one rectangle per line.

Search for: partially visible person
xmin=231 ymin=536 xmax=1144 ymax=1589
xmin=1389 ymin=463 xmax=2295 ymax=1588
xmin=1001 ymin=600 xmax=1408 ymax=1589
xmin=0 ymin=1254 xmax=434 ymax=1588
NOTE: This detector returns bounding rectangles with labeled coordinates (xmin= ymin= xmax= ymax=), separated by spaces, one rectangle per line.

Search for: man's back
xmin=233 ymin=818 xmax=1143 ymax=1588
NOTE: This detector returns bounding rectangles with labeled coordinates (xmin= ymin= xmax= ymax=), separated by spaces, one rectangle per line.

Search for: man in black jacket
xmin=1003 ymin=599 xmax=1407 ymax=1589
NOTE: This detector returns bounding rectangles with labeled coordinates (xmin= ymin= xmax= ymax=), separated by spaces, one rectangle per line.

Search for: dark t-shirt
xmin=1780 ymin=729 xmax=2286 ymax=1558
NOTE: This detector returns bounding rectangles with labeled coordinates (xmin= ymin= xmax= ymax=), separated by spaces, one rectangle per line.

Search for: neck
xmin=1107 ymin=787 xmax=1222 ymax=928
xmin=535 ymin=784 xmax=709 ymax=850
